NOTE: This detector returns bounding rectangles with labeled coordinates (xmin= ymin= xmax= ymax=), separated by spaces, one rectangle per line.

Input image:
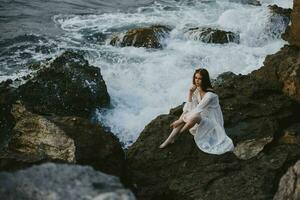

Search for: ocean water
xmin=0 ymin=0 xmax=292 ymax=148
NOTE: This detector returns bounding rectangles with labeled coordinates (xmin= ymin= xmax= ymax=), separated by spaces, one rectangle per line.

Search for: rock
xmin=291 ymin=0 xmax=300 ymax=47
xmin=126 ymin=64 xmax=299 ymax=199
xmin=252 ymin=45 xmax=300 ymax=103
xmin=268 ymin=5 xmax=292 ymax=39
xmin=229 ymin=0 xmax=261 ymax=6
xmin=0 ymin=163 xmax=136 ymax=200
xmin=110 ymin=25 xmax=171 ymax=48
xmin=273 ymin=160 xmax=300 ymax=200
xmin=214 ymin=72 xmax=294 ymax=143
xmin=279 ymin=123 xmax=300 ymax=145
xmin=0 ymin=103 xmax=125 ymax=179
xmin=126 ymin=113 xmax=300 ymax=199
xmin=233 ymin=136 xmax=273 ymax=160
xmin=184 ymin=28 xmax=240 ymax=44
xmin=17 ymin=51 xmax=110 ymax=118
xmin=0 ymin=102 xmax=76 ymax=171
xmin=0 ymin=80 xmax=16 ymax=150
xmin=47 ymin=115 xmax=126 ymax=178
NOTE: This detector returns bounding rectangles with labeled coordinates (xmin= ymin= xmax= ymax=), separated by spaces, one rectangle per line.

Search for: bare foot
xmin=159 ymin=138 xmax=175 ymax=149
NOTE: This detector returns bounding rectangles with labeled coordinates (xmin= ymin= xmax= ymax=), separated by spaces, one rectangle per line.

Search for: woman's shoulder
xmin=206 ymin=89 xmax=218 ymax=98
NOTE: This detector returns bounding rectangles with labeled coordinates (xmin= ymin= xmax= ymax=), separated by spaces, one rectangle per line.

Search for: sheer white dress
xmin=182 ymin=90 xmax=234 ymax=154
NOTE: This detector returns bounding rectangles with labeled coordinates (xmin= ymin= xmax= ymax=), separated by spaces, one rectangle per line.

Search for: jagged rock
xmin=17 ymin=51 xmax=110 ymax=118
xmin=279 ymin=123 xmax=300 ymax=145
xmin=273 ymin=160 xmax=300 ymax=200
xmin=252 ymin=45 xmax=300 ymax=103
xmin=268 ymin=5 xmax=292 ymax=38
xmin=291 ymin=0 xmax=300 ymax=47
xmin=126 ymin=67 xmax=299 ymax=200
xmin=0 ymin=80 xmax=16 ymax=150
xmin=184 ymin=28 xmax=240 ymax=44
xmin=47 ymin=115 xmax=126 ymax=178
xmin=126 ymin=112 xmax=300 ymax=199
xmin=110 ymin=25 xmax=171 ymax=48
xmin=0 ymin=103 xmax=125 ymax=179
xmin=0 ymin=163 xmax=136 ymax=200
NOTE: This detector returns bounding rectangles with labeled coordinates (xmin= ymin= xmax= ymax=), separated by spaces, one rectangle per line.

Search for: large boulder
xmin=184 ymin=28 xmax=240 ymax=44
xmin=0 ymin=102 xmax=125 ymax=179
xmin=252 ymin=45 xmax=300 ymax=103
xmin=110 ymin=25 xmax=171 ymax=48
xmin=126 ymin=113 xmax=300 ymax=200
xmin=125 ymin=66 xmax=300 ymax=199
xmin=17 ymin=51 xmax=110 ymax=118
xmin=291 ymin=0 xmax=300 ymax=47
xmin=0 ymin=163 xmax=136 ymax=200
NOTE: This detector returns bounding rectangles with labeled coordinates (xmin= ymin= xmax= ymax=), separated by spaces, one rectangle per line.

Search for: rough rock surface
xmin=0 ymin=163 xmax=136 ymax=200
xmin=17 ymin=51 xmax=110 ymax=118
xmin=110 ymin=25 xmax=171 ymax=48
xmin=184 ymin=28 xmax=240 ymax=44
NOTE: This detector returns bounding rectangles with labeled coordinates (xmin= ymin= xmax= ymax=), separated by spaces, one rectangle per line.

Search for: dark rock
xmin=0 ymin=80 xmax=17 ymax=150
xmin=17 ymin=51 xmax=110 ymax=118
xmin=268 ymin=5 xmax=292 ymax=39
xmin=184 ymin=28 xmax=240 ymax=44
xmin=47 ymin=115 xmax=126 ymax=178
xmin=229 ymin=0 xmax=261 ymax=6
xmin=110 ymin=25 xmax=171 ymax=48
xmin=0 ymin=163 xmax=136 ymax=200
xmin=126 ymin=113 xmax=300 ymax=199
xmin=126 ymin=60 xmax=299 ymax=199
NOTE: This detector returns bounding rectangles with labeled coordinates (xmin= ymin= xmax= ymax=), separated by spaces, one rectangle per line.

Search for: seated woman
xmin=159 ymin=68 xmax=234 ymax=155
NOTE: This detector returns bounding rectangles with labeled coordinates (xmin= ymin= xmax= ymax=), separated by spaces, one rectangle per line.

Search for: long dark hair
xmin=192 ymin=68 xmax=214 ymax=92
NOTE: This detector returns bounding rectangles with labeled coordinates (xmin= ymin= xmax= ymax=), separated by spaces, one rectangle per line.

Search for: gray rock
xmin=0 ymin=163 xmax=136 ymax=200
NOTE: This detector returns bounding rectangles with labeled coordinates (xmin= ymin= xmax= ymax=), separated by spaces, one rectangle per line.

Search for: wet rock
xmin=184 ymin=28 xmax=240 ymax=44
xmin=268 ymin=5 xmax=292 ymax=38
xmin=17 ymin=51 xmax=110 ymax=118
xmin=252 ymin=45 xmax=300 ymax=103
xmin=229 ymin=0 xmax=261 ymax=6
xmin=0 ymin=163 xmax=136 ymax=200
xmin=110 ymin=25 xmax=171 ymax=48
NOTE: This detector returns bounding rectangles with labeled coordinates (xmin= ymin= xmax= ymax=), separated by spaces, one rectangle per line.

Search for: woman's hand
xmin=189 ymin=85 xmax=197 ymax=94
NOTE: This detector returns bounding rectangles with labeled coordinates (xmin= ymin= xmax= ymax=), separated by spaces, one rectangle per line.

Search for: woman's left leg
xmin=159 ymin=123 xmax=184 ymax=149
xmin=179 ymin=112 xmax=201 ymax=133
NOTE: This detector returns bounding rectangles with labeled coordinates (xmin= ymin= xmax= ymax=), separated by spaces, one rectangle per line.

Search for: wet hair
xmin=192 ymin=68 xmax=214 ymax=92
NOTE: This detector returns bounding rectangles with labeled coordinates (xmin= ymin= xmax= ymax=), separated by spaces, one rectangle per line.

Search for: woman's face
xmin=194 ymin=73 xmax=202 ymax=87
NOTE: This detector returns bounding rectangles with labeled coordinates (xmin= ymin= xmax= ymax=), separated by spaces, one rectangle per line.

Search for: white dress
xmin=182 ymin=90 xmax=235 ymax=155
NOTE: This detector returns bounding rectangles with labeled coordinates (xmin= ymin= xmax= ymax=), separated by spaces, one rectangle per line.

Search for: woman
xmin=159 ymin=68 xmax=234 ymax=155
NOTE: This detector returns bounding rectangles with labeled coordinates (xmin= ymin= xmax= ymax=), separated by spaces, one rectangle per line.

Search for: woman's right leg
xmin=159 ymin=123 xmax=184 ymax=149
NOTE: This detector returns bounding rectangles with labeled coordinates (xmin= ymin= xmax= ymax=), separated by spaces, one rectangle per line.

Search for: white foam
xmin=1 ymin=0 xmax=291 ymax=148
